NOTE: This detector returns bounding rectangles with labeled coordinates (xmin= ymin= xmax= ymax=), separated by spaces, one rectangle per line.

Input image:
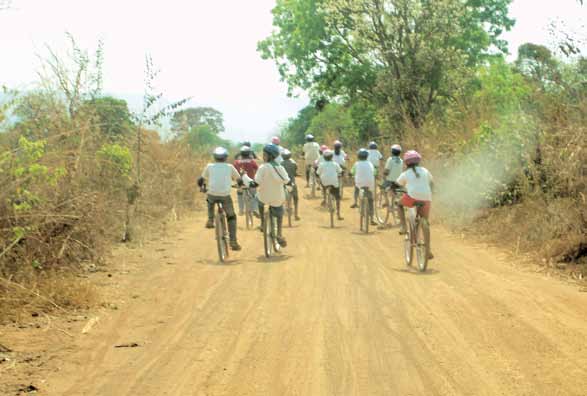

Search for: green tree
xmin=306 ymin=103 xmax=357 ymax=144
xmin=259 ymin=0 xmax=515 ymax=132
xmin=171 ymin=107 xmax=225 ymax=138
xmin=83 ymin=96 xmax=133 ymax=141
xmin=280 ymin=104 xmax=319 ymax=146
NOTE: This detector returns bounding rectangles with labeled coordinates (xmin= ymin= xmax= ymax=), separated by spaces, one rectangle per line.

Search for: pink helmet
xmin=271 ymin=136 xmax=281 ymax=145
xmin=403 ymin=150 xmax=422 ymax=166
xmin=320 ymin=144 xmax=329 ymax=153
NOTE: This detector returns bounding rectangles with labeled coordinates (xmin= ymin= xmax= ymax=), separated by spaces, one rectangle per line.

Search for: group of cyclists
xmin=197 ymin=134 xmax=434 ymax=259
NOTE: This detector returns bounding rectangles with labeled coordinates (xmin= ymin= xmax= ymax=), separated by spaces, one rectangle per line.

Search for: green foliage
xmin=171 ymin=107 xmax=225 ymax=137
xmin=83 ymin=96 xmax=133 ymax=141
xmin=280 ymin=104 xmax=318 ymax=146
xmin=259 ymin=0 xmax=515 ymax=131
xmin=183 ymin=123 xmax=230 ymax=150
xmin=306 ymin=103 xmax=357 ymax=144
xmin=97 ymin=143 xmax=132 ymax=180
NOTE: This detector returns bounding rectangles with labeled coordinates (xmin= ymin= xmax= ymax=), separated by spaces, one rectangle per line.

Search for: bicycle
xmin=285 ymin=184 xmax=294 ymax=227
xmin=241 ymin=186 xmax=255 ymax=230
xmin=201 ymin=185 xmax=230 ymax=263
xmin=400 ymin=191 xmax=430 ymax=272
xmin=358 ymin=187 xmax=371 ymax=234
xmin=325 ymin=186 xmax=336 ymax=228
xmin=376 ymin=184 xmax=401 ymax=227
xmin=263 ymin=207 xmax=282 ymax=258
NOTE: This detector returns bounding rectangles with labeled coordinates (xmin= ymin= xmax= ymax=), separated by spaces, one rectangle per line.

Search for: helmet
xmin=213 ymin=146 xmax=229 ymax=160
xmin=242 ymin=141 xmax=252 ymax=148
xmin=357 ymin=148 xmax=369 ymax=160
xmin=263 ymin=144 xmax=281 ymax=160
xmin=368 ymin=141 xmax=377 ymax=149
xmin=271 ymin=136 xmax=281 ymax=145
xmin=323 ymin=149 xmax=334 ymax=159
xmin=403 ymin=150 xmax=422 ymax=166
xmin=320 ymin=144 xmax=329 ymax=153
xmin=282 ymin=149 xmax=292 ymax=160
xmin=240 ymin=146 xmax=252 ymax=156
xmin=391 ymin=144 xmax=402 ymax=156
xmin=333 ymin=140 xmax=342 ymax=149
xmin=305 ymin=134 xmax=315 ymax=142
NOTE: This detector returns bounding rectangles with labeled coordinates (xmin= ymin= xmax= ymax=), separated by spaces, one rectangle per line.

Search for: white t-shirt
xmin=385 ymin=156 xmax=403 ymax=182
xmin=352 ymin=161 xmax=375 ymax=190
xmin=201 ymin=163 xmax=240 ymax=197
xmin=255 ymin=162 xmax=290 ymax=206
xmin=367 ymin=149 xmax=383 ymax=168
xmin=275 ymin=145 xmax=284 ymax=164
xmin=303 ymin=142 xmax=321 ymax=163
xmin=397 ymin=166 xmax=434 ymax=201
xmin=317 ymin=161 xmax=342 ymax=188
xmin=333 ymin=150 xmax=346 ymax=167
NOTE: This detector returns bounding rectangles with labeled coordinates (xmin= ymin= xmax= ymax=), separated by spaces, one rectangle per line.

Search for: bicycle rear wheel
xmin=215 ymin=212 xmax=229 ymax=262
xmin=244 ymin=193 xmax=253 ymax=230
xmin=328 ymin=189 xmax=334 ymax=228
xmin=376 ymin=190 xmax=390 ymax=225
xmin=415 ymin=218 xmax=430 ymax=272
xmin=403 ymin=209 xmax=414 ymax=267
xmin=361 ymin=195 xmax=369 ymax=234
xmin=263 ymin=211 xmax=273 ymax=258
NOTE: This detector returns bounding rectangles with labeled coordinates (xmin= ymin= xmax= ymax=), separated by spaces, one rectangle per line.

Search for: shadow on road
xmin=196 ymin=258 xmax=242 ymax=267
xmin=256 ymin=255 xmax=292 ymax=263
xmin=392 ymin=267 xmax=440 ymax=276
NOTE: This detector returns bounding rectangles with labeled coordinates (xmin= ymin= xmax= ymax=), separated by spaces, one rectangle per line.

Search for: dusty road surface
xmin=41 ymin=193 xmax=587 ymax=396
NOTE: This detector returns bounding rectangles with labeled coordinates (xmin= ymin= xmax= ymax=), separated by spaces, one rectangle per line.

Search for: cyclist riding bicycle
xmin=197 ymin=147 xmax=242 ymax=251
xmin=234 ymin=146 xmax=259 ymax=216
xmin=303 ymin=134 xmax=321 ymax=187
xmin=281 ymin=149 xmax=301 ymax=221
xmin=332 ymin=140 xmax=347 ymax=168
xmin=317 ymin=149 xmax=344 ymax=220
xmin=254 ymin=144 xmax=290 ymax=247
xmin=271 ymin=136 xmax=285 ymax=164
xmin=234 ymin=141 xmax=258 ymax=160
xmin=367 ymin=141 xmax=384 ymax=176
xmin=316 ymin=144 xmax=329 ymax=205
xmin=382 ymin=144 xmax=403 ymax=192
xmin=350 ymin=148 xmax=377 ymax=225
xmin=396 ymin=150 xmax=434 ymax=259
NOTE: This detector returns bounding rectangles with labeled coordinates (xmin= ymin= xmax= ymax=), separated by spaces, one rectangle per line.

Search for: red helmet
xmin=320 ymin=144 xmax=329 ymax=152
xmin=403 ymin=150 xmax=422 ymax=166
xmin=271 ymin=136 xmax=281 ymax=145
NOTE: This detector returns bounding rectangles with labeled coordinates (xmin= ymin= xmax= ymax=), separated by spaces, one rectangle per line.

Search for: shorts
xmin=323 ymin=185 xmax=341 ymax=200
xmin=401 ymin=194 xmax=431 ymax=217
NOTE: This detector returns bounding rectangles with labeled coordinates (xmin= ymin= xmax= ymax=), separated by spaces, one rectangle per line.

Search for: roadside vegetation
xmin=260 ymin=0 xmax=586 ymax=271
xmin=0 ymin=37 xmax=232 ymax=321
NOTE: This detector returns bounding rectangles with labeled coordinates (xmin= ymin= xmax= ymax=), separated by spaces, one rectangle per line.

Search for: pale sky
xmin=0 ymin=0 xmax=585 ymax=142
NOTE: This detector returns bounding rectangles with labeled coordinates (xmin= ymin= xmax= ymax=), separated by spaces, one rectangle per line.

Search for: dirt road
xmin=42 ymin=193 xmax=587 ymax=395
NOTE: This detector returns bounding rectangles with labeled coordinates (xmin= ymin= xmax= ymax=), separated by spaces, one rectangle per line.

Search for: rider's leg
xmin=305 ymin=165 xmax=310 ymax=186
xmin=367 ymin=190 xmax=377 ymax=225
xmin=222 ymin=197 xmax=241 ymax=250
xmin=398 ymin=194 xmax=411 ymax=234
xmin=205 ymin=195 xmax=215 ymax=228
xmin=335 ymin=187 xmax=343 ymax=220
xmin=257 ymin=202 xmax=265 ymax=232
xmin=351 ymin=186 xmax=359 ymax=208
xmin=272 ymin=206 xmax=287 ymax=246
xmin=236 ymin=191 xmax=244 ymax=215
xmin=293 ymin=185 xmax=300 ymax=220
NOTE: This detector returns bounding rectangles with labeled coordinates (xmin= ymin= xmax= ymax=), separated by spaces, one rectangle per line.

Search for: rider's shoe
xmin=230 ymin=241 xmax=242 ymax=251
xmin=205 ymin=220 xmax=214 ymax=229
xmin=370 ymin=220 xmax=378 ymax=226
xmin=253 ymin=211 xmax=260 ymax=219
xmin=398 ymin=227 xmax=407 ymax=235
xmin=276 ymin=236 xmax=287 ymax=247
xmin=350 ymin=203 xmax=358 ymax=209
xmin=428 ymin=252 xmax=434 ymax=260
xmin=337 ymin=215 xmax=344 ymax=221
xmin=295 ymin=215 xmax=301 ymax=221
xmin=320 ymin=201 xmax=327 ymax=207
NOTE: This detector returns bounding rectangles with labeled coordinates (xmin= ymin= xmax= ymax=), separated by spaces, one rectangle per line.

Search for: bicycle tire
xmin=376 ymin=190 xmax=390 ymax=225
xmin=328 ymin=189 xmax=334 ymax=228
xmin=415 ymin=218 xmax=430 ymax=272
xmin=215 ymin=211 xmax=229 ymax=262
xmin=243 ymin=192 xmax=253 ymax=230
xmin=263 ymin=211 xmax=273 ymax=258
xmin=310 ymin=169 xmax=316 ymax=198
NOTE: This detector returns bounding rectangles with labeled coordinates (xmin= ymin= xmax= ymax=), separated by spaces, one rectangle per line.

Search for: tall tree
xmin=259 ymin=0 xmax=515 ymax=132
xmin=171 ymin=107 xmax=225 ymax=137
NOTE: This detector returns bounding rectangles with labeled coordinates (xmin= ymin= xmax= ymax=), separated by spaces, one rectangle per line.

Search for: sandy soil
xmin=3 ymin=192 xmax=587 ymax=395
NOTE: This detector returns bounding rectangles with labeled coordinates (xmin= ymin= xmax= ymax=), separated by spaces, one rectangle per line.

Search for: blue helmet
xmin=263 ymin=144 xmax=281 ymax=160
